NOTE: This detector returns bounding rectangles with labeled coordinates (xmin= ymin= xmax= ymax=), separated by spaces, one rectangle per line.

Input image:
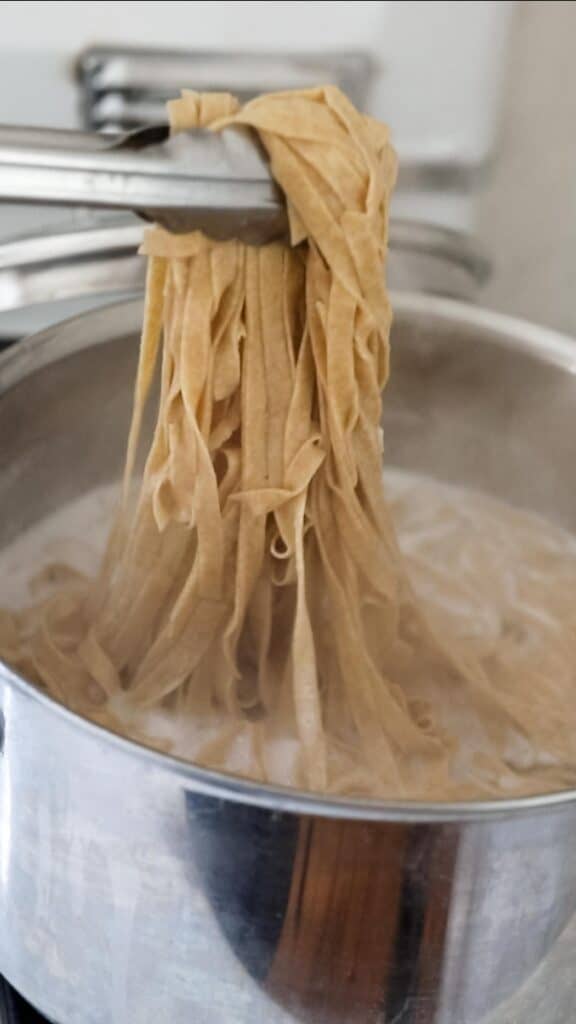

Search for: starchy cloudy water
xmin=1 ymin=470 xmax=575 ymax=794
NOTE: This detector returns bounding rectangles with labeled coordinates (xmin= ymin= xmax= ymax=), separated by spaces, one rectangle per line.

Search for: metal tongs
xmin=0 ymin=124 xmax=288 ymax=245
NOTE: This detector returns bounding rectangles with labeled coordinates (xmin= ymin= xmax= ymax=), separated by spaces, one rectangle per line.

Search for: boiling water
xmin=1 ymin=471 xmax=575 ymax=780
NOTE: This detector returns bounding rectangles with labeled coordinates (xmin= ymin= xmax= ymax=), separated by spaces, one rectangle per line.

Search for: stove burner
xmin=0 ymin=977 xmax=49 ymax=1024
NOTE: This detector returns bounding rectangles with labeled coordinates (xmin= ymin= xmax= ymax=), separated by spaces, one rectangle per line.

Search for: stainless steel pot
xmin=0 ymin=294 xmax=575 ymax=1024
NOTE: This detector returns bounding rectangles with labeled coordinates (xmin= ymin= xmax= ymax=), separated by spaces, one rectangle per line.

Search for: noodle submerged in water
xmin=1 ymin=87 xmax=576 ymax=800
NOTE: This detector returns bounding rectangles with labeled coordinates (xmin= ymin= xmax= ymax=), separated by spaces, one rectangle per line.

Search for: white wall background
xmin=1 ymin=2 xmax=385 ymax=51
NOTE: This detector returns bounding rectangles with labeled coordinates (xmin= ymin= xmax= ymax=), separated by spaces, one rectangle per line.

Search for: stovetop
xmin=0 ymin=977 xmax=48 ymax=1024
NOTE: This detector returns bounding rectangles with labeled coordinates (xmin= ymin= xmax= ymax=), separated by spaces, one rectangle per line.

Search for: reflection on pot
xmin=186 ymin=790 xmax=462 ymax=1023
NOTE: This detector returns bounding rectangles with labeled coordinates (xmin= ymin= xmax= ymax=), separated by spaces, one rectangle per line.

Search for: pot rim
xmin=1 ymin=291 xmax=576 ymax=824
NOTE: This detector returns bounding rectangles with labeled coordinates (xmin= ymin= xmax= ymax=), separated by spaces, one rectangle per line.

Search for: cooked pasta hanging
xmin=1 ymin=86 xmax=575 ymax=799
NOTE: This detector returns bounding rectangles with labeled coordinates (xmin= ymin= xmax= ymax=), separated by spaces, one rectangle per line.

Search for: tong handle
xmin=0 ymin=126 xmax=112 ymax=151
xmin=0 ymin=124 xmax=287 ymax=242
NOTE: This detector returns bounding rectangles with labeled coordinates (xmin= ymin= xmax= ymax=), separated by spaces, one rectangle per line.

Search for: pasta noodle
xmin=1 ymin=86 xmax=575 ymax=799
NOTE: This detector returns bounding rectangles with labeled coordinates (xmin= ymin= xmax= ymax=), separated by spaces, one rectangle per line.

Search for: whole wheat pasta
xmin=1 ymin=87 xmax=575 ymax=799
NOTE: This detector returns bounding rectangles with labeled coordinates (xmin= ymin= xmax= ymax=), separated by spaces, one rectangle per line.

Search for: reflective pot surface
xmin=0 ymin=295 xmax=575 ymax=1024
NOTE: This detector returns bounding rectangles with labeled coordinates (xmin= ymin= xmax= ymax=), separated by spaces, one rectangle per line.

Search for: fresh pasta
xmin=1 ymin=87 xmax=575 ymax=799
